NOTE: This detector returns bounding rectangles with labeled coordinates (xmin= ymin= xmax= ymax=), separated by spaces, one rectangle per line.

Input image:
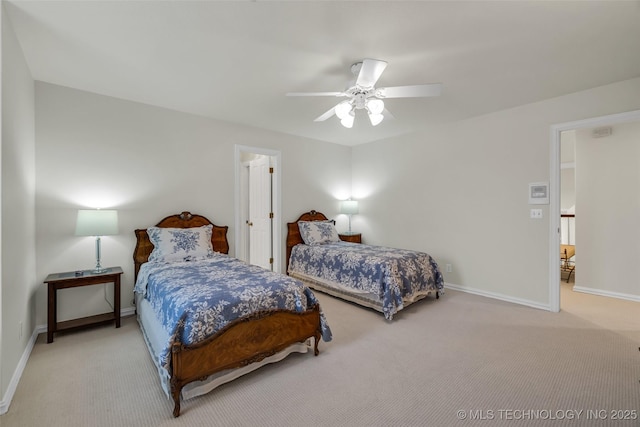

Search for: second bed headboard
xmin=285 ymin=210 xmax=331 ymax=273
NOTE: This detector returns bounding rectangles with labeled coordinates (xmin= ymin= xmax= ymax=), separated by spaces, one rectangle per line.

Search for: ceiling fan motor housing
xmin=354 ymin=92 xmax=368 ymax=109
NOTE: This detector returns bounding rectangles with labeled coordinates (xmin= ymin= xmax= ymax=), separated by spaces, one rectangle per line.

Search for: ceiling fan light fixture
xmin=286 ymin=58 xmax=442 ymax=129
xmin=368 ymin=112 xmax=384 ymax=126
xmin=335 ymin=101 xmax=353 ymax=120
xmin=367 ymin=98 xmax=384 ymax=115
xmin=341 ymin=112 xmax=355 ymax=128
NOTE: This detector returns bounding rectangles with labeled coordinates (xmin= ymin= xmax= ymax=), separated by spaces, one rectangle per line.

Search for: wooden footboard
xmin=170 ymin=304 xmax=322 ymax=417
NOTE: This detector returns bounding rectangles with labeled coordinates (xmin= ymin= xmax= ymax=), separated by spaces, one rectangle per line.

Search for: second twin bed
xmin=286 ymin=210 xmax=444 ymax=320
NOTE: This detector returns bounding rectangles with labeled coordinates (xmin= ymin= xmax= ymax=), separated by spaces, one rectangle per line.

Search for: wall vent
xmin=592 ymin=126 xmax=612 ymax=138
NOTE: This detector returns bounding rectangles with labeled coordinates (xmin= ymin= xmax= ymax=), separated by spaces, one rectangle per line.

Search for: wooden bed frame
xmin=134 ymin=211 xmax=322 ymax=417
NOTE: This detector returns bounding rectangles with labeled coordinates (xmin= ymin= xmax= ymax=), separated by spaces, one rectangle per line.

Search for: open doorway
xmin=559 ymin=131 xmax=576 ymax=285
xmin=549 ymin=109 xmax=640 ymax=312
xmin=234 ymin=145 xmax=282 ymax=273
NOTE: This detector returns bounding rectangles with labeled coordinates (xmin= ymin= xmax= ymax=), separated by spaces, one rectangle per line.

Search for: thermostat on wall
xmin=529 ymin=182 xmax=549 ymax=205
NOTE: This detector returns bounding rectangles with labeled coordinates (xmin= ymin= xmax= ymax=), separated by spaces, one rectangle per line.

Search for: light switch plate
xmin=530 ymin=209 xmax=543 ymax=219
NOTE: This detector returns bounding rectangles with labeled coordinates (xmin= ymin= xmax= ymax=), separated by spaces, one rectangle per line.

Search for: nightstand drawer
xmin=339 ymin=233 xmax=362 ymax=243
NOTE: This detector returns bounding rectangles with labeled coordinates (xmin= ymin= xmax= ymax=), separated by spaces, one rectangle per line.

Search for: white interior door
xmin=249 ymin=155 xmax=273 ymax=270
xmin=235 ymin=145 xmax=281 ymax=273
xmin=236 ymin=162 xmax=250 ymax=263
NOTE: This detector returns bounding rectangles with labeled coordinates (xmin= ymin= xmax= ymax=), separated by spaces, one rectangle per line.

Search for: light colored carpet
xmin=560 ymin=281 xmax=640 ymax=343
xmin=2 ymin=287 xmax=639 ymax=426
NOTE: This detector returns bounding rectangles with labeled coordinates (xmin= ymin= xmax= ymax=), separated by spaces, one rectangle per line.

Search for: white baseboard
xmin=444 ymin=282 xmax=552 ymax=311
xmin=572 ymin=286 xmax=640 ymax=303
xmin=121 ymin=306 xmax=136 ymax=317
xmin=0 ymin=306 xmax=136 ymax=415
xmin=0 ymin=324 xmax=41 ymax=415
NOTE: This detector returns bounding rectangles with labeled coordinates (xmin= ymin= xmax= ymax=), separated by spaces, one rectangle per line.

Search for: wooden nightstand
xmin=339 ymin=232 xmax=362 ymax=243
xmin=45 ymin=266 xmax=123 ymax=343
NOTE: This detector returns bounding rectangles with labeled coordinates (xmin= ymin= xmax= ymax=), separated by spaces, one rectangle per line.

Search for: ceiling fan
xmin=286 ymin=58 xmax=442 ymax=128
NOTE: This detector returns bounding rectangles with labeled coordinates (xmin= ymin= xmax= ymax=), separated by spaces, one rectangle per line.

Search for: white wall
xmin=1 ymin=5 xmax=36 ymax=405
xmin=34 ymin=82 xmax=351 ymax=326
xmin=352 ymin=77 xmax=640 ymax=308
xmin=574 ymin=122 xmax=640 ymax=297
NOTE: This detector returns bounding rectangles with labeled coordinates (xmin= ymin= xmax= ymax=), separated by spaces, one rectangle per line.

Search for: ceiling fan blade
xmin=377 ymin=83 xmax=443 ymax=98
xmin=314 ymin=106 xmax=338 ymax=122
xmin=286 ymin=92 xmax=346 ymax=97
xmin=356 ymin=58 xmax=388 ymax=89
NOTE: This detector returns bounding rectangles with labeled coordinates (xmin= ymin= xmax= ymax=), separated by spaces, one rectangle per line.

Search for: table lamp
xmin=75 ymin=209 xmax=119 ymax=273
xmin=340 ymin=200 xmax=358 ymax=233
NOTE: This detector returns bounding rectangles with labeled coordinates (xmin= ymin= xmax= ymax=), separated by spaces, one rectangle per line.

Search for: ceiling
xmin=6 ymin=1 xmax=640 ymax=146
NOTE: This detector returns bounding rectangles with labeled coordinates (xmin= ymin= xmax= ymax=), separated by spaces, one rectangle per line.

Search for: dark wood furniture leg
xmin=114 ymin=274 xmax=121 ymax=328
xmin=47 ymin=283 xmax=56 ymax=343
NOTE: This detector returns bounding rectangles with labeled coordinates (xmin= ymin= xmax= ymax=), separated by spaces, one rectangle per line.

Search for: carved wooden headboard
xmin=133 ymin=211 xmax=229 ymax=280
xmin=285 ymin=210 xmax=332 ymax=273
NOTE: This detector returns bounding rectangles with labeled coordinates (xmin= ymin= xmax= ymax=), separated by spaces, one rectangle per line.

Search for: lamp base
xmin=92 ymin=236 xmax=108 ymax=274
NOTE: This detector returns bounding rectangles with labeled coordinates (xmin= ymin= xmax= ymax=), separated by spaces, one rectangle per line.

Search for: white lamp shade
xmin=340 ymin=112 xmax=355 ymax=128
xmin=340 ymin=200 xmax=359 ymax=215
xmin=75 ymin=209 xmax=119 ymax=236
xmin=367 ymin=98 xmax=384 ymax=114
xmin=335 ymin=101 xmax=353 ymax=120
xmin=368 ymin=112 xmax=384 ymax=126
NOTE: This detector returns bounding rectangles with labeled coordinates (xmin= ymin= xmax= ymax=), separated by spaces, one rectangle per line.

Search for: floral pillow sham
xmin=148 ymin=224 xmax=214 ymax=262
xmin=298 ymin=220 xmax=340 ymax=245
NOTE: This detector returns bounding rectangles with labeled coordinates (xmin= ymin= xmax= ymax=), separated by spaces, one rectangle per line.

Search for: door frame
xmin=549 ymin=109 xmax=640 ymax=312
xmin=234 ymin=145 xmax=282 ymax=273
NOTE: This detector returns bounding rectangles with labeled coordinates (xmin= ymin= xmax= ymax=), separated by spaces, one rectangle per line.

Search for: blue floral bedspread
xmin=134 ymin=254 xmax=332 ymax=370
xmin=288 ymin=242 xmax=444 ymax=320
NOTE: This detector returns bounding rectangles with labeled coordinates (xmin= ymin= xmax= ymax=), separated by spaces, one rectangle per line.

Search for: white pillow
xmin=298 ymin=221 xmax=340 ymax=245
xmin=148 ymin=225 xmax=214 ymax=262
